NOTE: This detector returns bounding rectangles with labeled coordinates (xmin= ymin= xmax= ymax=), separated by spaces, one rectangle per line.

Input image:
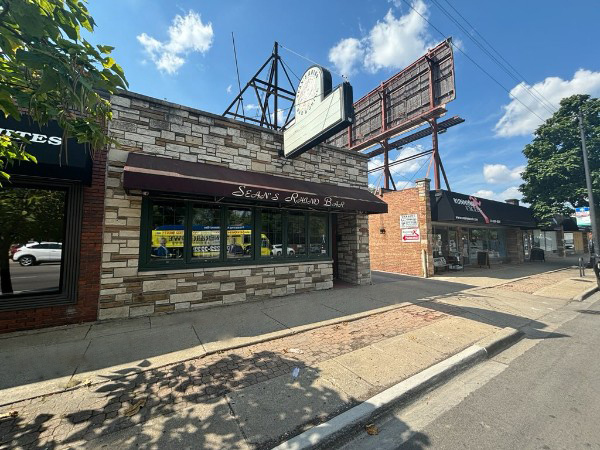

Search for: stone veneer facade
xmin=99 ymin=91 xmax=372 ymax=320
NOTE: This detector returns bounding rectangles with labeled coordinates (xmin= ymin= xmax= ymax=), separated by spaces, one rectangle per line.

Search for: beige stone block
xmin=174 ymin=302 xmax=191 ymax=310
xmin=229 ymin=269 xmax=251 ymax=278
xmin=114 ymin=267 xmax=138 ymax=278
xmin=100 ymin=287 xmax=126 ymax=295
xmin=108 ymin=148 xmax=129 ymax=163
xmin=275 ymin=266 xmax=289 ymax=275
xmin=245 ymin=275 xmax=263 ymax=285
xmin=103 ymin=243 xmax=120 ymax=253
xmin=130 ymin=305 xmax=155 ymax=317
xmin=316 ymin=281 xmax=333 ymax=290
xmin=220 ymin=282 xmax=235 ymax=292
xmin=117 ymin=207 xmax=141 ymax=218
xmin=99 ymin=306 xmax=129 ymax=320
xmin=197 ymin=282 xmax=220 ymax=291
xmin=143 ymin=279 xmax=177 ymax=292
xmin=171 ymin=292 xmax=202 ymax=303
xmin=223 ymin=293 xmax=246 ymax=304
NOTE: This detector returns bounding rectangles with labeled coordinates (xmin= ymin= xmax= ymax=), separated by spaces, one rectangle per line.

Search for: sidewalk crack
xmin=225 ymin=394 xmax=251 ymax=446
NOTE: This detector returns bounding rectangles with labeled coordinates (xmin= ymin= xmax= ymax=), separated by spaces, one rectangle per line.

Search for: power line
xmin=400 ymin=0 xmax=547 ymax=124
xmin=441 ymin=0 xmax=557 ymax=114
xmin=279 ymin=43 xmax=348 ymax=81
xmin=434 ymin=0 xmax=557 ymax=115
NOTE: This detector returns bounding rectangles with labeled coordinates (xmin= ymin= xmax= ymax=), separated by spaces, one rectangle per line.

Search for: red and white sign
xmin=402 ymin=228 xmax=421 ymax=243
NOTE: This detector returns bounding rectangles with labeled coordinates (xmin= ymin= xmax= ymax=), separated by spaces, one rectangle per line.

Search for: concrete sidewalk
xmin=0 ymin=264 xmax=596 ymax=449
xmin=0 ymin=273 xmax=474 ymax=405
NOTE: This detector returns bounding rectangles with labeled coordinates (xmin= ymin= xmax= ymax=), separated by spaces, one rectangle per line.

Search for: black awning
xmin=123 ymin=153 xmax=387 ymax=214
xmin=430 ymin=190 xmax=536 ymax=228
xmin=0 ymin=115 xmax=93 ymax=184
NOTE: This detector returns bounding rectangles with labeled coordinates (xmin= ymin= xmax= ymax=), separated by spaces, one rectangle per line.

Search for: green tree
xmin=520 ymin=95 xmax=600 ymax=228
xmin=0 ymin=187 xmax=65 ymax=294
xmin=0 ymin=0 xmax=127 ymax=181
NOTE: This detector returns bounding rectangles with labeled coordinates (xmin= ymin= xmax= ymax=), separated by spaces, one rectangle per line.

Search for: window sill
xmin=138 ymin=259 xmax=333 ymax=276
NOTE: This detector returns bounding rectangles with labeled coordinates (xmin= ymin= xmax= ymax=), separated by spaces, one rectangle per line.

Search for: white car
xmin=12 ymin=242 xmax=62 ymax=266
xmin=271 ymin=244 xmax=295 ymax=256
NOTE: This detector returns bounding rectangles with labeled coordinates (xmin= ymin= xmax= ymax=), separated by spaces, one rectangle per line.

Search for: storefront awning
xmin=430 ymin=190 xmax=536 ymax=228
xmin=123 ymin=153 xmax=387 ymax=214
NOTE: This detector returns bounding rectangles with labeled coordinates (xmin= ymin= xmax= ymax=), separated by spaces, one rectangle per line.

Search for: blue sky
xmin=87 ymin=0 xmax=600 ymax=202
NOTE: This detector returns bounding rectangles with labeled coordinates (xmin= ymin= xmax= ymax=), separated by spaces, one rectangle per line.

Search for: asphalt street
xmin=4 ymin=261 xmax=61 ymax=294
xmin=337 ymin=294 xmax=600 ymax=450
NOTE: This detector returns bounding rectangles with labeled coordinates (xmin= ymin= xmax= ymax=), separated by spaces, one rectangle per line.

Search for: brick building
xmin=0 ymin=118 xmax=105 ymax=333
xmin=369 ymin=179 xmax=538 ymax=276
xmin=97 ymin=91 xmax=385 ymax=320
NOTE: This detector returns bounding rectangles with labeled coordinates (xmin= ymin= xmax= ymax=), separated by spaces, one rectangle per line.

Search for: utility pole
xmin=578 ymin=109 xmax=600 ymax=285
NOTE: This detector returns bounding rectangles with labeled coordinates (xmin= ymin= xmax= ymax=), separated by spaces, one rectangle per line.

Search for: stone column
xmin=337 ymin=213 xmax=371 ymax=285
xmin=415 ymin=178 xmax=434 ymax=277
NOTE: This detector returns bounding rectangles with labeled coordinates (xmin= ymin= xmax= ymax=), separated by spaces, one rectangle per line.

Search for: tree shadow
xmin=0 ymin=349 xmax=432 ymax=449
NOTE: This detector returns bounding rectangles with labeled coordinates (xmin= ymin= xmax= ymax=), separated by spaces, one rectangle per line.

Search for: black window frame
xmin=139 ymin=197 xmax=332 ymax=271
xmin=0 ymin=177 xmax=83 ymax=312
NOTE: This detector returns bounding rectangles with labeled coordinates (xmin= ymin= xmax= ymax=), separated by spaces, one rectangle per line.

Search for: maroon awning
xmin=123 ymin=153 xmax=387 ymax=214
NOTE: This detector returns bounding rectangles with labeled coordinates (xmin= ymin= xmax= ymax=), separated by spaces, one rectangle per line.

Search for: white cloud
xmin=495 ymin=69 xmax=600 ymax=137
xmin=471 ymin=186 xmax=523 ymax=202
xmin=328 ymin=38 xmax=364 ymax=77
xmin=137 ymin=11 xmax=213 ymax=74
xmin=368 ymin=145 xmax=429 ymax=177
xmin=483 ymin=163 xmax=524 ymax=184
xmin=226 ymin=84 xmax=232 ymax=94
xmin=328 ymin=1 xmax=434 ymax=76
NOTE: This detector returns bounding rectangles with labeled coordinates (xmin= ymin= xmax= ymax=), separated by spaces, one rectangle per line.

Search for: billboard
xmin=283 ymin=65 xmax=353 ymax=158
xmin=327 ymin=38 xmax=456 ymax=151
xmin=575 ymin=207 xmax=591 ymax=227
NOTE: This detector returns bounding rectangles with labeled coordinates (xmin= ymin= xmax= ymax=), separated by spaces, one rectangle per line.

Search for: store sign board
xmin=400 ymin=214 xmax=419 ymax=228
xmin=283 ymin=65 xmax=353 ymax=159
xmin=0 ymin=115 xmax=93 ymax=184
xmin=402 ymin=228 xmax=421 ymax=243
xmin=575 ymin=207 xmax=591 ymax=227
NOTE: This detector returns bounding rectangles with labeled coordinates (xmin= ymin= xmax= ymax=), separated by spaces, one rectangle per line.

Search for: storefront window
xmin=309 ymin=214 xmax=328 ymax=256
xmin=488 ymin=229 xmax=507 ymax=261
xmin=432 ymin=226 xmax=448 ymax=258
xmin=533 ymin=230 xmax=558 ymax=253
xmin=192 ymin=205 xmax=221 ymax=260
xmin=151 ymin=201 xmax=185 ymax=260
xmin=227 ymin=208 xmax=253 ymax=259
xmin=287 ymin=212 xmax=306 ymax=256
xmin=0 ymin=187 xmax=66 ymax=297
xmin=261 ymin=210 xmax=284 ymax=258
xmin=141 ymin=199 xmax=330 ymax=269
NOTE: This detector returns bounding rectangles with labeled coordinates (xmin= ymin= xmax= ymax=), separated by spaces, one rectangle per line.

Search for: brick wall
xmin=368 ymin=179 xmax=434 ymax=277
xmin=0 ymin=150 xmax=106 ymax=333
xmin=99 ymin=91 xmax=371 ymax=320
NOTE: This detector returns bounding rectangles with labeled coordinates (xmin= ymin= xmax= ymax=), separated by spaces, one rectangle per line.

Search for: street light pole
xmin=578 ymin=109 xmax=600 ymax=285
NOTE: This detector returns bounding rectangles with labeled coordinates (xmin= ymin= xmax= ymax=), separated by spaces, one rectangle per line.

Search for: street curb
xmin=574 ymin=285 xmax=599 ymax=302
xmin=273 ymin=327 xmax=524 ymax=450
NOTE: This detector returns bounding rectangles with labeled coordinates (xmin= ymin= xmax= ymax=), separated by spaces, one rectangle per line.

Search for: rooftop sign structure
xmin=327 ymin=38 xmax=456 ymax=152
xmin=283 ymin=66 xmax=353 ymax=158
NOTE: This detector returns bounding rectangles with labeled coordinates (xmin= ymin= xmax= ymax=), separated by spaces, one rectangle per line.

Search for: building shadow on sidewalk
xmin=0 ymin=349 xmax=431 ymax=449
xmin=417 ymin=293 xmax=570 ymax=340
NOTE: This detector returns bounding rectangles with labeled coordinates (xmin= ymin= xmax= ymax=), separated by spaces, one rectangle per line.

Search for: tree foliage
xmin=520 ymin=95 xmax=600 ymax=227
xmin=0 ymin=0 xmax=127 ymax=181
